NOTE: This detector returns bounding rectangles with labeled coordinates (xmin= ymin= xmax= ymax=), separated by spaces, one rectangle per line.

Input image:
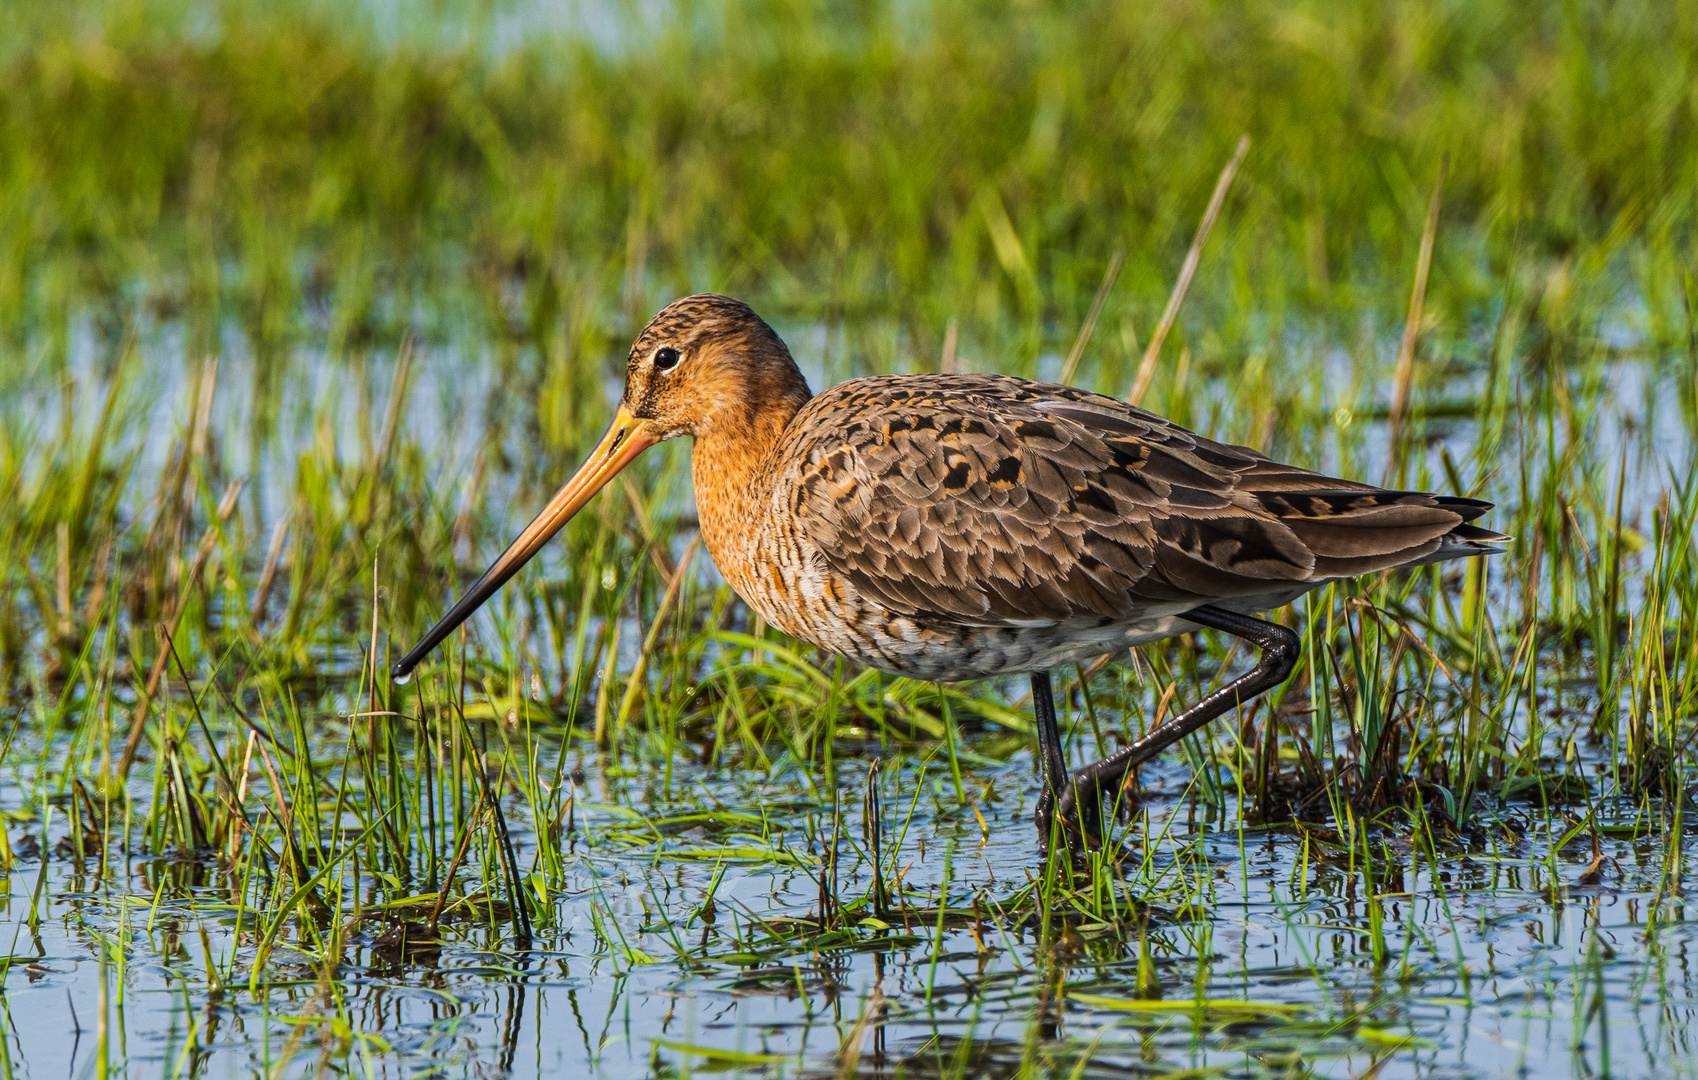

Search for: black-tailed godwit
xmin=394 ymin=294 xmax=1504 ymax=846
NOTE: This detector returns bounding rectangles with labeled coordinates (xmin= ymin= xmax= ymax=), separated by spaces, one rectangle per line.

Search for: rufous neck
xmin=690 ymin=381 xmax=810 ymax=580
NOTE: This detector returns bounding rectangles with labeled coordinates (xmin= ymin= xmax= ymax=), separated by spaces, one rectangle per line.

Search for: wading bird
xmin=394 ymin=295 xmax=1504 ymax=846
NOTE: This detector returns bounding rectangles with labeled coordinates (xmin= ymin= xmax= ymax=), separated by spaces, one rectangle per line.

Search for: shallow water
xmin=6 ymin=743 xmax=1697 ymax=1079
xmin=5 ymin=301 xmax=1698 ymax=1079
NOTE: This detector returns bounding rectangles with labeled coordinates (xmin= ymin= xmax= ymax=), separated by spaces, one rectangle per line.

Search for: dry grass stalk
xmin=1387 ymin=153 xmax=1449 ymax=469
xmin=251 ymin=513 xmax=290 ymax=625
xmin=834 ymin=980 xmax=888 ymax=1080
xmin=79 ymin=533 xmax=113 ymax=628
xmin=364 ymin=334 xmax=415 ymax=524
xmin=115 ymin=478 xmax=245 ymax=782
xmin=1057 ymin=249 xmax=1125 ymax=385
xmin=55 ymin=522 xmax=71 ymax=638
xmin=1128 ymin=134 xmax=1250 ymax=405
xmin=614 ymin=533 xmax=703 ymax=732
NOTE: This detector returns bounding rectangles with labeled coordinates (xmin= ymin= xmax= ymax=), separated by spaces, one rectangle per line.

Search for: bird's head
xmin=619 ymin=293 xmax=811 ymax=441
xmin=391 ymin=294 xmax=809 ymax=680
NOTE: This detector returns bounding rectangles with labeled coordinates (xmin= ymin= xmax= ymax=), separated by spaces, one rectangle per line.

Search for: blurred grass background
xmin=4 ymin=0 xmax=1693 ymax=359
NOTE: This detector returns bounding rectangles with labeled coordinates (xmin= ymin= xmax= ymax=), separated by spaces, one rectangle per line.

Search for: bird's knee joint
xmin=1263 ymin=625 xmax=1301 ymax=678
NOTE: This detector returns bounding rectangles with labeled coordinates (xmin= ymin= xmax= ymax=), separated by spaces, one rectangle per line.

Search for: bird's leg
xmin=1057 ymin=606 xmax=1300 ymax=846
xmin=1030 ymin=671 xmax=1069 ymax=847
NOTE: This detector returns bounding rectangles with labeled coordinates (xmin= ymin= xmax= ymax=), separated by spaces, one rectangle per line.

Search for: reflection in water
xmin=3 ymin=304 xmax=1697 ymax=1078
xmin=5 ymin=743 xmax=1697 ymax=1077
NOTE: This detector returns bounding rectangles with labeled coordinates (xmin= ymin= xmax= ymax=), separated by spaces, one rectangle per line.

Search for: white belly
xmin=786 ymin=579 xmax=1323 ymax=682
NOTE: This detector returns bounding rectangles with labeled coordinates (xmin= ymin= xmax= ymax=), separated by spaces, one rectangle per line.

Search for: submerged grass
xmin=3 ymin=0 xmax=1698 ymax=1076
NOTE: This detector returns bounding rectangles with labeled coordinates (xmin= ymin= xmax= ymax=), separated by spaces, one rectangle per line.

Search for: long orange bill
xmin=392 ymin=404 xmax=659 ymax=681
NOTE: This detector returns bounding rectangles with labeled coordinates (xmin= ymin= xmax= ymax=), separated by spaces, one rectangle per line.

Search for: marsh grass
xmin=3 ymin=0 xmax=1698 ymax=1076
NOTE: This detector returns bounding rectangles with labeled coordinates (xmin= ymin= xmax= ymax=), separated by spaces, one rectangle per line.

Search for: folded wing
xmin=786 ymin=375 xmax=1501 ymax=626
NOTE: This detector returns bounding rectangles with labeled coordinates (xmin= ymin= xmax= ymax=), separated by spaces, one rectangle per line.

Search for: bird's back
xmin=721 ymin=373 xmax=1501 ymax=679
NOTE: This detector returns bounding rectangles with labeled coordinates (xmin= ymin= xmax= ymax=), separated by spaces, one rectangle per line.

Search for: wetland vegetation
xmin=3 ymin=0 xmax=1698 ymax=1075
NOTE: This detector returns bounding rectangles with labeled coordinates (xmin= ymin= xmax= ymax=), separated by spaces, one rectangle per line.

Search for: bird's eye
xmin=653 ymin=346 xmax=681 ymax=372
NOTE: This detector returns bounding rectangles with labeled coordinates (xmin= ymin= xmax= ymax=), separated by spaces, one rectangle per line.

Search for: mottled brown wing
xmin=785 ymin=375 xmax=1487 ymax=625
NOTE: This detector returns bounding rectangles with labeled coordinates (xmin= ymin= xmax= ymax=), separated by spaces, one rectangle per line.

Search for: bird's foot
xmin=1038 ymin=762 xmax=1144 ymax=854
xmin=1034 ymin=773 xmax=1126 ymax=856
